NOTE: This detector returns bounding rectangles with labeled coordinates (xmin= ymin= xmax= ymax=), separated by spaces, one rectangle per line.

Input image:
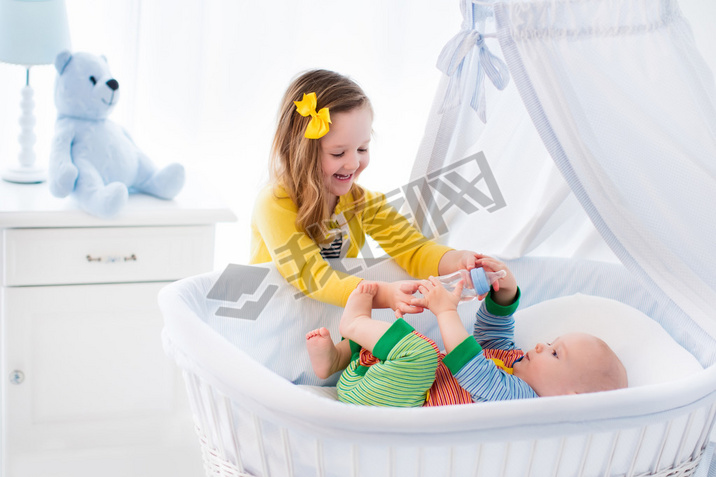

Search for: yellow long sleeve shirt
xmin=250 ymin=184 xmax=452 ymax=307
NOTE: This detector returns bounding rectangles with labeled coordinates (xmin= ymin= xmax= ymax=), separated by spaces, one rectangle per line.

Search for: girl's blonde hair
xmin=270 ymin=69 xmax=371 ymax=244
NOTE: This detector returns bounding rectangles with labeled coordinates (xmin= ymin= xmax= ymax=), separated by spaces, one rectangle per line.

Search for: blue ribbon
xmin=437 ymin=28 xmax=510 ymax=123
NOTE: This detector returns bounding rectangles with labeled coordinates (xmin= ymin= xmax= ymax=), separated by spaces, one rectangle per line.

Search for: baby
xmin=306 ymin=257 xmax=627 ymax=406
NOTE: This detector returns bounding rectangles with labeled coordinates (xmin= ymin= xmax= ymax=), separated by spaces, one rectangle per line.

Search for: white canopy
xmin=411 ymin=0 xmax=716 ymax=343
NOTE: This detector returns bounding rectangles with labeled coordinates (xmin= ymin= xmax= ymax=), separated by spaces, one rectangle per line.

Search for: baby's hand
xmin=411 ymin=276 xmax=462 ymax=316
xmin=381 ymin=280 xmax=425 ymax=318
xmin=475 ymin=256 xmax=518 ymax=306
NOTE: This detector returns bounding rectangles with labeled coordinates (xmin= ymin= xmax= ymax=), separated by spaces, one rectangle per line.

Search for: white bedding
xmin=513 ymin=293 xmax=703 ymax=388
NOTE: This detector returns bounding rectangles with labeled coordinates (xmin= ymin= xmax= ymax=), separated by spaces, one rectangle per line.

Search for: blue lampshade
xmin=0 ymin=0 xmax=71 ymax=66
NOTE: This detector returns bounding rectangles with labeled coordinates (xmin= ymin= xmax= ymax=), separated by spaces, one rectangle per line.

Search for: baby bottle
xmin=437 ymin=267 xmax=507 ymax=302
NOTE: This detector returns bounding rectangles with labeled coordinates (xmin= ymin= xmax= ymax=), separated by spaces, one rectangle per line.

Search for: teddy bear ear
xmin=55 ymin=50 xmax=72 ymax=75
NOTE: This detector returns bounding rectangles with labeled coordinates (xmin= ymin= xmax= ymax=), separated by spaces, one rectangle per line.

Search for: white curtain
xmin=499 ymin=0 xmax=716 ymax=335
xmin=412 ymin=0 xmax=716 ymax=337
xmin=410 ymin=1 xmax=619 ymax=263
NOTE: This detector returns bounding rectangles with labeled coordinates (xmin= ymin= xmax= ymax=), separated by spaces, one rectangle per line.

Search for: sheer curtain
xmin=496 ymin=0 xmax=716 ymax=336
xmin=411 ymin=0 xmax=715 ymax=264
xmin=0 ymin=0 xmax=712 ymax=269
xmin=411 ymin=0 xmax=716 ymax=337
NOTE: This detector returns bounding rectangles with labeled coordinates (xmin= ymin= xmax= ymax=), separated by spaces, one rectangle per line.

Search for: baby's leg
xmin=339 ymin=281 xmax=391 ymax=354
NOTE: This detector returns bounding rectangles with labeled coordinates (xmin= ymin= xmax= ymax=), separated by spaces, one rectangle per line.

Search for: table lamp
xmin=0 ymin=0 xmax=71 ymax=183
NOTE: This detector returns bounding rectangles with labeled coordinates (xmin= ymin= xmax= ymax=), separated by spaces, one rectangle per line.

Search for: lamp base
xmin=2 ymin=165 xmax=46 ymax=184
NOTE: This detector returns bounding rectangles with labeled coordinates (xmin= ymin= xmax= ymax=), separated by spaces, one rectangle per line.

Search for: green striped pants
xmin=337 ymin=319 xmax=439 ymax=407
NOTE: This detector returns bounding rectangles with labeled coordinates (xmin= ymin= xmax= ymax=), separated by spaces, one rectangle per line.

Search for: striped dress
xmin=319 ymin=235 xmax=343 ymax=259
xmin=336 ymin=289 xmax=538 ymax=407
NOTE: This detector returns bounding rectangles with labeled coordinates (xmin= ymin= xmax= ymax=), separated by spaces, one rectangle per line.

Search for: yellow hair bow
xmin=294 ymin=92 xmax=331 ymax=139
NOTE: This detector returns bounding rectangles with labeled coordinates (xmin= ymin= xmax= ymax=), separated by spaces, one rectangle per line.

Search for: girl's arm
xmin=362 ymin=190 xmax=452 ymax=279
xmin=253 ymin=187 xmax=435 ymax=312
xmin=252 ymin=186 xmax=361 ymax=307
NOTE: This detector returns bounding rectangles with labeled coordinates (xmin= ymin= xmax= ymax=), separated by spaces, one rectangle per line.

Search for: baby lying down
xmin=306 ymin=257 xmax=627 ymax=407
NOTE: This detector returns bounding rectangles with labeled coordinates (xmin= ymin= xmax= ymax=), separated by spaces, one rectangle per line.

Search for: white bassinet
xmin=159 ymin=258 xmax=716 ymax=477
xmin=160 ymin=0 xmax=716 ymax=475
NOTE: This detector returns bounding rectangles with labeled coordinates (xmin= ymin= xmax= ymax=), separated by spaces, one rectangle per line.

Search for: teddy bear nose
xmin=106 ymin=79 xmax=119 ymax=91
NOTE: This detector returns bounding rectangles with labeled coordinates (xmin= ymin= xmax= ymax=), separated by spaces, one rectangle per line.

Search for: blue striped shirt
xmin=450 ymin=291 xmax=538 ymax=401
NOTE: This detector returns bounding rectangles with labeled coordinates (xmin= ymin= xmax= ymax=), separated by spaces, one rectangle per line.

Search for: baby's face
xmin=512 ymin=332 xmax=607 ymax=396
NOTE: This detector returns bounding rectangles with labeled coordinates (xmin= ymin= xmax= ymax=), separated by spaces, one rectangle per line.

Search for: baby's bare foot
xmin=306 ymin=327 xmax=339 ymax=379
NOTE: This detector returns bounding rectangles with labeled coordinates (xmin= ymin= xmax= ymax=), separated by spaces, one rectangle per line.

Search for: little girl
xmin=250 ymin=69 xmax=481 ymax=314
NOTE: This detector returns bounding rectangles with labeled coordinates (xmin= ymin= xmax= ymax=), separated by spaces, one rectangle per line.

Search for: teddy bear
xmin=49 ymin=51 xmax=185 ymax=218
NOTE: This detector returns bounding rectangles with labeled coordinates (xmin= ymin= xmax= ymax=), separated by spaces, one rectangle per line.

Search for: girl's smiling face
xmin=320 ymin=105 xmax=372 ymax=210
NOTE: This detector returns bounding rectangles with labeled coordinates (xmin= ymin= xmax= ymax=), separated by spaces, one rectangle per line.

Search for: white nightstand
xmin=0 ymin=175 xmax=236 ymax=477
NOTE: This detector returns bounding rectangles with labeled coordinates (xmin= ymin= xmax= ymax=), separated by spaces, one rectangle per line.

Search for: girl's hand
xmin=411 ymin=276 xmax=462 ymax=316
xmin=475 ymin=256 xmax=518 ymax=306
xmin=437 ymin=250 xmax=486 ymax=276
xmin=375 ymin=280 xmax=425 ymax=318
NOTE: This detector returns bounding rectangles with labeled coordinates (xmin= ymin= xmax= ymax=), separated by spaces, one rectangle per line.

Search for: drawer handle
xmin=9 ymin=370 xmax=25 ymax=385
xmin=86 ymin=254 xmax=137 ymax=263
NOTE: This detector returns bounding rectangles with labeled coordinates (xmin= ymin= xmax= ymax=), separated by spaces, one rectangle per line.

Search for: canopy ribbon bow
xmin=437 ymin=29 xmax=510 ymax=123
xmin=294 ymin=92 xmax=331 ymax=139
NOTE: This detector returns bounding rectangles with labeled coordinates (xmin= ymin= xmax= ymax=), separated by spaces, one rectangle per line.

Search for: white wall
xmin=0 ymin=0 xmax=713 ymax=269
xmin=0 ymin=1 xmax=461 ymax=268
